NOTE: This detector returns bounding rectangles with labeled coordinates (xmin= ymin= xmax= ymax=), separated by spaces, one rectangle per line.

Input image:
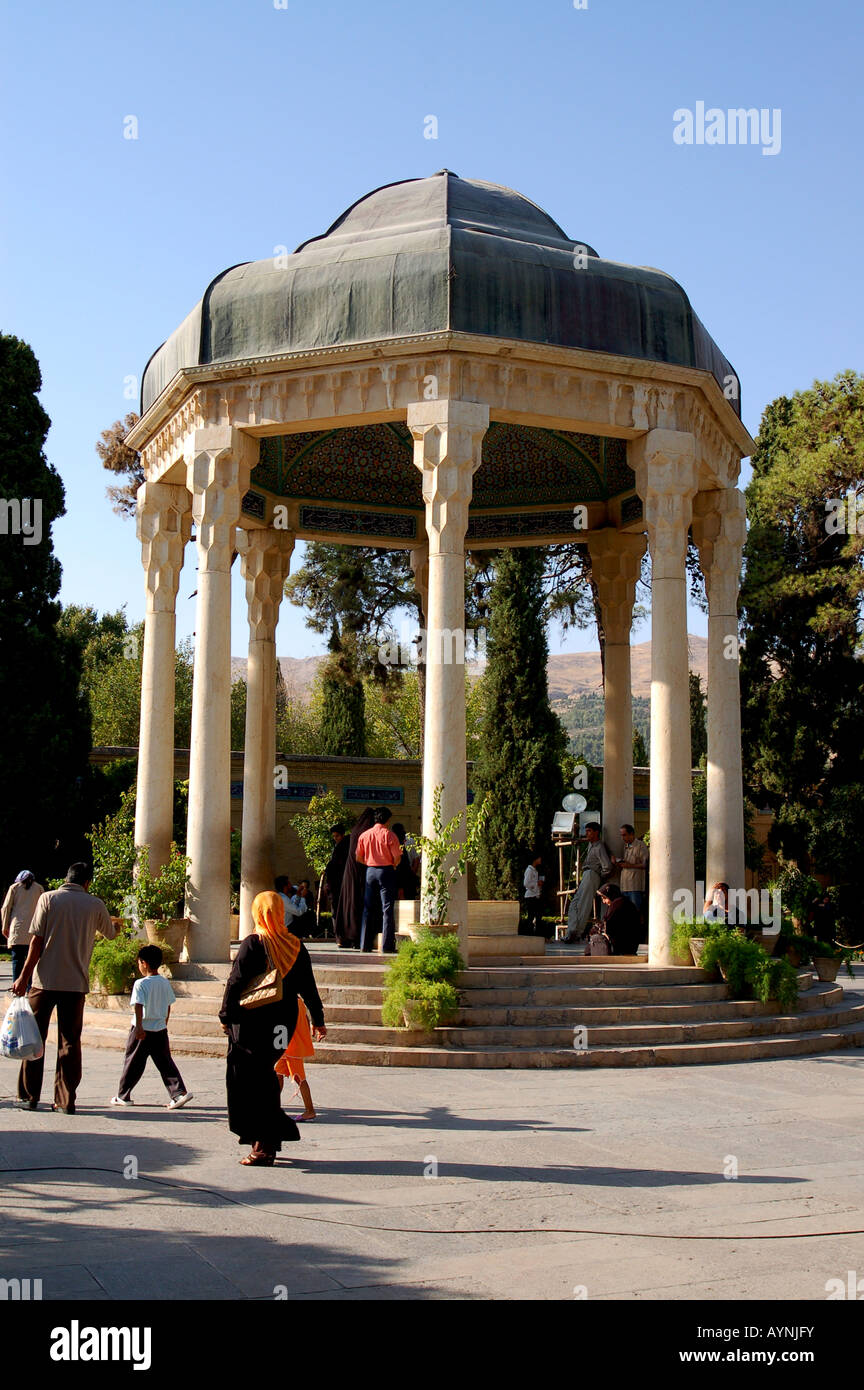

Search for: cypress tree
xmin=0 ymin=334 xmax=90 ymax=883
xmin=318 ymin=628 xmax=367 ymax=756
xmin=474 ymin=547 xmax=566 ymax=899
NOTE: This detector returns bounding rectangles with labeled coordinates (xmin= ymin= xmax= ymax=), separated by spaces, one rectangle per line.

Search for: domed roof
xmin=141 ymin=171 xmax=739 ymax=414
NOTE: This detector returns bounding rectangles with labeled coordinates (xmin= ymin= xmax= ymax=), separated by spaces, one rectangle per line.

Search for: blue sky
xmin=2 ymin=0 xmax=861 ymax=660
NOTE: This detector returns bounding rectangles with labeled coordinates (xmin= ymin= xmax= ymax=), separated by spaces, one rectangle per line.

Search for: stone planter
xmin=689 ymin=937 xmax=707 ymax=967
xmin=754 ymin=931 xmax=779 ymax=957
xmin=813 ymin=956 xmax=840 ymax=982
xmin=402 ymin=920 xmax=458 ymax=942
xmin=144 ymin=917 xmax=189 ymax=961
xmin=786 ymin=944 xmax=806 ymax=969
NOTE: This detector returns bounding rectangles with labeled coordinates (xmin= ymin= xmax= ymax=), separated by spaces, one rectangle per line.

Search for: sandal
xmin=240 ymin=1151 xmax=275 ymax=1166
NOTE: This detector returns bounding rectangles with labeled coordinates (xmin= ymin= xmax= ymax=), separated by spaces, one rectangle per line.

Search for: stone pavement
xmin=1 ymin=958 xmax=864 ymax=1302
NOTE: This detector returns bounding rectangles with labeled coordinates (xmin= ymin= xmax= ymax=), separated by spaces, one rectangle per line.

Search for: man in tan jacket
xmin=13 ymin=862 xmax=116 ymax=1113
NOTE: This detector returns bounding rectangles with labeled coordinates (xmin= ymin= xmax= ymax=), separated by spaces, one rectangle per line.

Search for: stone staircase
xmin=81 ymin=949 xmax=864 ymax=1069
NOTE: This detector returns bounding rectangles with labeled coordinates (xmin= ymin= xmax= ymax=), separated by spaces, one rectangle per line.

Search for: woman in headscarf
xmin=219 ymin=891 xmax=326 ymax=1165
xmin=598 ymin=883 xmax=644 ymax=956
xmin=332 ymin=807 xmax=377 ymax=948
xmin=1 ymin=871 xmax=44 ymax=988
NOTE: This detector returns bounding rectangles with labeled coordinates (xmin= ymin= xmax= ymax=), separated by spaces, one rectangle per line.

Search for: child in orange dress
xmin=275 ymin=998 xmax=322 ymax=1120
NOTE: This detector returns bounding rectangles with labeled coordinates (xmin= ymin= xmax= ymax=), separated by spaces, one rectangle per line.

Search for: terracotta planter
xmin=813 ymin=956 xmax=840 ymax=982
xmin=144 ymin=917 xmax=188 ymax=960
xmin=689 ymin=937 xmax=707 ymax=967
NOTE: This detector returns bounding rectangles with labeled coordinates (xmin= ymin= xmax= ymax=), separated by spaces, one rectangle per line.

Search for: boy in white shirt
xmin=111 ymin=945 xmax=192 ymax=1110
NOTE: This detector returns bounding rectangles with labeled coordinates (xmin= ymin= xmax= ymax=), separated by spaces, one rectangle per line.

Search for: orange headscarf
xmin=251 ymin=891 xmax=301 ymax=977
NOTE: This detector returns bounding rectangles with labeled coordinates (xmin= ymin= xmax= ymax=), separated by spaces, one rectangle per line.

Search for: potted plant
xmin=134 ymin=845 xmax=191 ymax=961
xmin=809 ymin=940 xmax=857 ymax=982
xmin=669 ymin=917 xmax=726 ymax=970
xmin=407 ymin=785 xmax=489 ymax=932
xmin=381 ymin=928 xmax=465 ymax=1037
xmin=700 ymin=931 xmax=798 ymax=1010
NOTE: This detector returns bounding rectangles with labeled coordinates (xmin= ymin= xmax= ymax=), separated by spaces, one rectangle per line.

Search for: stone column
xmin=407 ymin=400 xmax=489 ymax=955
xmin=237 ymin=528 xmax=295 ymax=936
xmin=692 ymin=487 xmax=747 ymax=897
xmin=134 ymin=482 xmax=191 ymax=874
xmin=409 ymin=542 xmax=429 ymax=626
xmin=586 ymin=530 xmax=647 ymax=859
xmin=184 ymin=428 xmax=252 ymax=962
xmin=632 ymin=430 xmax=698 ymax=965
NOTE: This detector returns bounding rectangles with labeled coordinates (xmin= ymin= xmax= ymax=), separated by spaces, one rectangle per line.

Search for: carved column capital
xmin=237 ymin=528 xmax=295 ymax=644
xmin=631 ymin=429 xmax=698 ymax=579
xmin=187 ymin=429 xmax=254 ymax=573
xmin=136 ymin=481 xmax=191 ymax=613
xmin=692 ymin=488 xmax=747 ymax=617
xmin=407 ymin=400 xmax=489 ymax=556
xmin=585 ymin=530 xmax=647 ymax=644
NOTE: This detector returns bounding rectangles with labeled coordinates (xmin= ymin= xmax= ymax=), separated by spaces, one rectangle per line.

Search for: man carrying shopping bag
xmin=12 ymin=862 xmax=116 ymax=1113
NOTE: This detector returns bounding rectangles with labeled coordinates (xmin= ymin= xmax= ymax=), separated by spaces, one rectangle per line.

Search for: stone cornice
xmin=128 ymin=332 xmax=754 ymax=469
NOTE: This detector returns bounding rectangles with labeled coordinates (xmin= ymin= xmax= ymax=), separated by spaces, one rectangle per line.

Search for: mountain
xmin=230 ymin=636 xmax=709 ymax=703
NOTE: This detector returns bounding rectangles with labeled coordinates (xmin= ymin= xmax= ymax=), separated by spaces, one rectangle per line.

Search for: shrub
xmin=89 ymin=788 xmax=137 ymax=917
xmin=700 ymin=930 xmax=799 ymax=1009
xmin=89 ymin=930 xmax=141 ymax=994
xmin=669 ymin=916 xmax=727 ymax=961
xmin=381 ymin=928 xmax=464 ymax=1030
xmin=752 ymin=954 xmax=799 ymax=1010
xmin=134 ymin=845 xmax=189 ymax=922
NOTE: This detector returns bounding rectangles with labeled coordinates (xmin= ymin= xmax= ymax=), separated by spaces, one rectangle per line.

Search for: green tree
xmin=689 ymin=671 xmax=707 ymax=767
xmin=632 ymin=727 xmax=648 ymax=766
xmin=318 ymin=630 xmax=367 ymax=756
xmin=230 ymin=676 xmax=247 ymax=750
xmin=474 ymin=548 xmax=566 ymax=898
xmin=740 ymin=370 xmax=864 ymax=875
xmin=692 ymin=755 xmax=707 ymax=886
xmin=0 ymin=335 xmax=91 ymax=883
xmin=286 ymin=543 xmax=424 ymax=754
xmin=96 ymin=413 xmax=143 ymax=518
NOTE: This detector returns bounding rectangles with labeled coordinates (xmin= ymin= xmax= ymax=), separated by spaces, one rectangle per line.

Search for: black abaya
xmin=333 ymin=807 xmax=376 ymax=946
xmin=219 ymin=936 xmax=325 ymax=1151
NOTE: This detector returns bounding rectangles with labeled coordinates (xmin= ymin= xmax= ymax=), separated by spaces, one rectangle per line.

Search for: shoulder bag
xmin=238 ymin=937 xmax=284 ymax=1010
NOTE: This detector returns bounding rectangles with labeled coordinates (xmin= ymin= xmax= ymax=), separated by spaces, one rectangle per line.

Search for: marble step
xmin=310 ymin=1021 xmax=864 ymax=1068
xmin=438 ymin=1001 xmax=864 ymax=1048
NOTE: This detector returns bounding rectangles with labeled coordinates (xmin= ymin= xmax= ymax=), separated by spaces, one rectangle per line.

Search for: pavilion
xmin=125 ymin=170 xmax=754 ymax=967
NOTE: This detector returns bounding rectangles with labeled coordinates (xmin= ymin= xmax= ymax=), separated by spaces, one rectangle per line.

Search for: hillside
xmin=232 ymin=635 xmax=708 ymax=705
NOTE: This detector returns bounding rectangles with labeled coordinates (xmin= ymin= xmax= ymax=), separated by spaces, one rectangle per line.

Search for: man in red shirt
xmin=355 ymin=807 xmax=402 ymax=952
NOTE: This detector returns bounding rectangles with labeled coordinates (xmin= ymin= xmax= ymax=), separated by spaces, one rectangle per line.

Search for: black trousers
xmin=523 ymin=898 xmax=545 ymax=936
xmin=117 ymin=1027 xmax=186 ymax=1101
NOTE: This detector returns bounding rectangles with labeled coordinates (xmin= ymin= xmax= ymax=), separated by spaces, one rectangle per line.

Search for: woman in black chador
xmin=333 ymin=807 xmax=377 ymax=948
xmin=220 ymin=891 xmax=326 ymax=1165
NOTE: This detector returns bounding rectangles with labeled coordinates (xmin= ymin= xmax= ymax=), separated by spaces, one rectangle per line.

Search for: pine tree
xmin=474 ymin=548 xmax=566 ymax=898
xmin=0 ymin=334 xmax=91 ymax=882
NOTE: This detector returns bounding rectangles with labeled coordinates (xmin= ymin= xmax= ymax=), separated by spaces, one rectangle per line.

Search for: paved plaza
xmin=2 ymin=961 xmax=863 ymax=1303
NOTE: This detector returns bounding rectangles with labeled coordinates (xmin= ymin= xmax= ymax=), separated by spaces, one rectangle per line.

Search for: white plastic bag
xmin=0 ymin=996 xmax=44 ymax=1061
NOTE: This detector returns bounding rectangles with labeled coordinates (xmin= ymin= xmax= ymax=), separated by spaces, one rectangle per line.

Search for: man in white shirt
xmin=522 ymin=854 xmax=545 ymax=937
